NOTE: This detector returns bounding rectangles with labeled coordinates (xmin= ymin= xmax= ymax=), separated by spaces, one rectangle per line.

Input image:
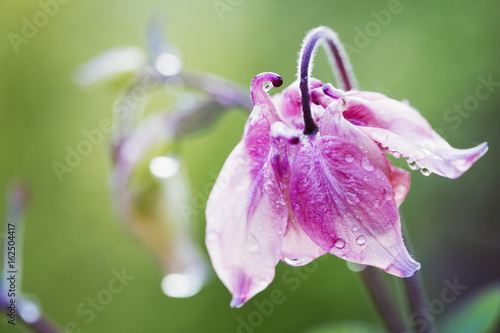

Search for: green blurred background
xmin=1 ymin=0 xmax=499 ymax=332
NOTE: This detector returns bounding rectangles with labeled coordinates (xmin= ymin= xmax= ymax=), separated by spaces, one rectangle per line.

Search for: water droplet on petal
xmin=384 ymin=191 xmax=393 ymax=201
xmin=407 ymin=158 xmax=420 ymax=170
xmin=334 ymin=238 xmax=345 ymax=249
xmin=284 ymin=257 xmax=307 ymax=266
xmin=260 ymin=278 xmax=270 ymax=288
xmin=352 ymin=224 xmax=359 ymax=232
xmin=246 ymin=234 xmax=258 ymax=252
xmin=345 ymin=154 xmax=354 ymax=163
xmin=346 ymin=192 xmax=360 ymax=205
xmin=206 ymin=230 xmax=219 ymax=243
xmin=298 ymin=177 xmax=310 ymax=192
xmin=373 ymin=200 xmax=381 ymax=208
xmin=392 ymin=151 xmax=403 ymax=158
xmin=263 ymin=81 xmax=273 ymax=92
xmin=301 ymin=164 xmax=310 ymax=174
xmin=361 ymin=157 xmax=375 ymax=172
xmin=347 ymin=261 xmax=366 ymax=272
xmin=356 ymin=235 xmax=366 ymax=245
xmin=420 ymin=168 xmax=432 ymax=176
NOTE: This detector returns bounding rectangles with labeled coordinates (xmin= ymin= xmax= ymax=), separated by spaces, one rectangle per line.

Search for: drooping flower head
xmin=77 ymin=22 xmax=256 ymax=299
xmin=205 ymin=26 xmax=488 ymax=307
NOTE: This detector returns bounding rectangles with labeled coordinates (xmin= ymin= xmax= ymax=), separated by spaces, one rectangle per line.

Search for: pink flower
xmin=205 ymin=27 xmax=487 ymax=307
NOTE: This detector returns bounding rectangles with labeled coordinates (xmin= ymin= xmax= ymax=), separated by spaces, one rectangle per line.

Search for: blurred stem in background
xmin=0 ymin=182 xmax=62 ymax=333
xmin=75 ymin=20 xmax=254 ymax=299
xmin=360 ymin=266 xmax=408 ymax=332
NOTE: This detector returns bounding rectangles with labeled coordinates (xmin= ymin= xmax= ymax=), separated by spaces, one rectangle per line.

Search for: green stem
xmin=360 ymin=266 xmax=409 ymax=333
xmin=401 ymin=224 xmax=436 ymax=333
xmin=404 ymin=269 xmax=436 ymax=333
xmin=1 ymin=182 xmax=62 ymax=333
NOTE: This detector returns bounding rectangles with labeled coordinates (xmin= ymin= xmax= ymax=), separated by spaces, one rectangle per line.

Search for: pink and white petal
xmin=359 ymin=126 xmax=488 ymax=179
xmin=319 ymin=99 xmax=390 ymax=176
xmin=345 ymin=92 xmax=488 ymax=178
xmin=289 ymin=136 xmax=420 ymax=277
xmin=386 ymin=163 xmax=411 ymax=207
xmin=206 ymin=117 xmax=287 ymax=308
xmin=314 ymin=88 xmax=410 ymax=205
xmin=268 ymin=126 xmax=327 ymax=265
xmin=280 ymin=211 xmax=327 ymax=266
xmin=274 ymin=79 xmax=324 ymax=130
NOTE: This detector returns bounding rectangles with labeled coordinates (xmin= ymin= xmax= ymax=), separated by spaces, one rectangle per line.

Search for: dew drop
xmin=263 ymin=81 xmax=273 ymax=92
xmin=246 ymin=234 xmax=258 ymax=252
xmin=206 ymin=230 xmax=219 ymax=243
xmin=345 ymin=154 xmax=354 ymax=163
xmin=347 ymin=261 xmax=366 ymax=272
xmin=392 ymin=151 xmax=403 ymax=158
xmin=334 ymin=238 xmax=346 ymax=249
xmin=284 ymin=257 xmax=307 ymax=266
xmin=384 ymin=191 xmax=393 ymax=201
xmin=356 ymin=235 xmax=366 ymax=245
xmin=346 ymin=192 xmax=360 ymax=205
xmin=298 ymin=177 xmax=310 ymax=192
xmin=352 ymin=224 xmax=359 ymax=232
xmin=407 ymin=158 xmax=420 ymax=170
xmin=420 ymin=168 xmax=432 ymax=176
xmin=361 ymin=157 xmax=375 ymax=172
xmin=373 ymin=199 xmax=381 ymax=208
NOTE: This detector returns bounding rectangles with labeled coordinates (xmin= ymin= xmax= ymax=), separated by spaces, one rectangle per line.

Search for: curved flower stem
xmin=0 ymin=296 xmax=62 ymax=333
xmin=404 ymin=272 xmax=435 ymax=333
xmin=360 ymin=267 xmax=408 ymax=333
xmin=1 ymin=182 xmax=62 ymax=333
xmin=25 ymin=317 xmax=62 ymax=333
xmin=112 ymin=68 xmax=253 ymax=152
xmin=400 ymin=224 xmax=436 ymax=333
xmin=298 ymin=26 xmax=357 ymax=135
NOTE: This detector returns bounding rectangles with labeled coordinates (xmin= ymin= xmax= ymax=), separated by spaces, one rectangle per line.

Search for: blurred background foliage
xmin=1 ymin=0 xmax=499 ymax=332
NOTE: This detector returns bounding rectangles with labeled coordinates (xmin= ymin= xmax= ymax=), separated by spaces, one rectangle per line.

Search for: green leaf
xmin=304 ymin=321 xmax=384 ymax=333
xmin=439 ymin=283 xmax=500 ymax=333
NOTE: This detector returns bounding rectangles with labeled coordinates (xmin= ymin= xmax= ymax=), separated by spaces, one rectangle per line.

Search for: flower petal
xmin=289 ymin=135 xmax=420 ymax=277
xmin=269 ymin=127 xmax=327 ymax=266
xmin=206 ymin=107 xmax=287 ymax=308
xmin=314 ymin=86 xmax=410 ymax=206
xmin=280 ymin=212 xmax=327 ymax=266
xmin=386 ymin=163 xmax=411 ymax=207
xmin=273 ymin=79 xmax=324 ymax=130
xmin=345 ymin=92 xmax=488 ymax=178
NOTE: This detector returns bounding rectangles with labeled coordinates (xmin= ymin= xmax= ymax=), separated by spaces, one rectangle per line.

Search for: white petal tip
xmin=230 ymin=296 xmax=246 ymax=308
xmin=385 ymin=259 xmax=421 ymax=278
